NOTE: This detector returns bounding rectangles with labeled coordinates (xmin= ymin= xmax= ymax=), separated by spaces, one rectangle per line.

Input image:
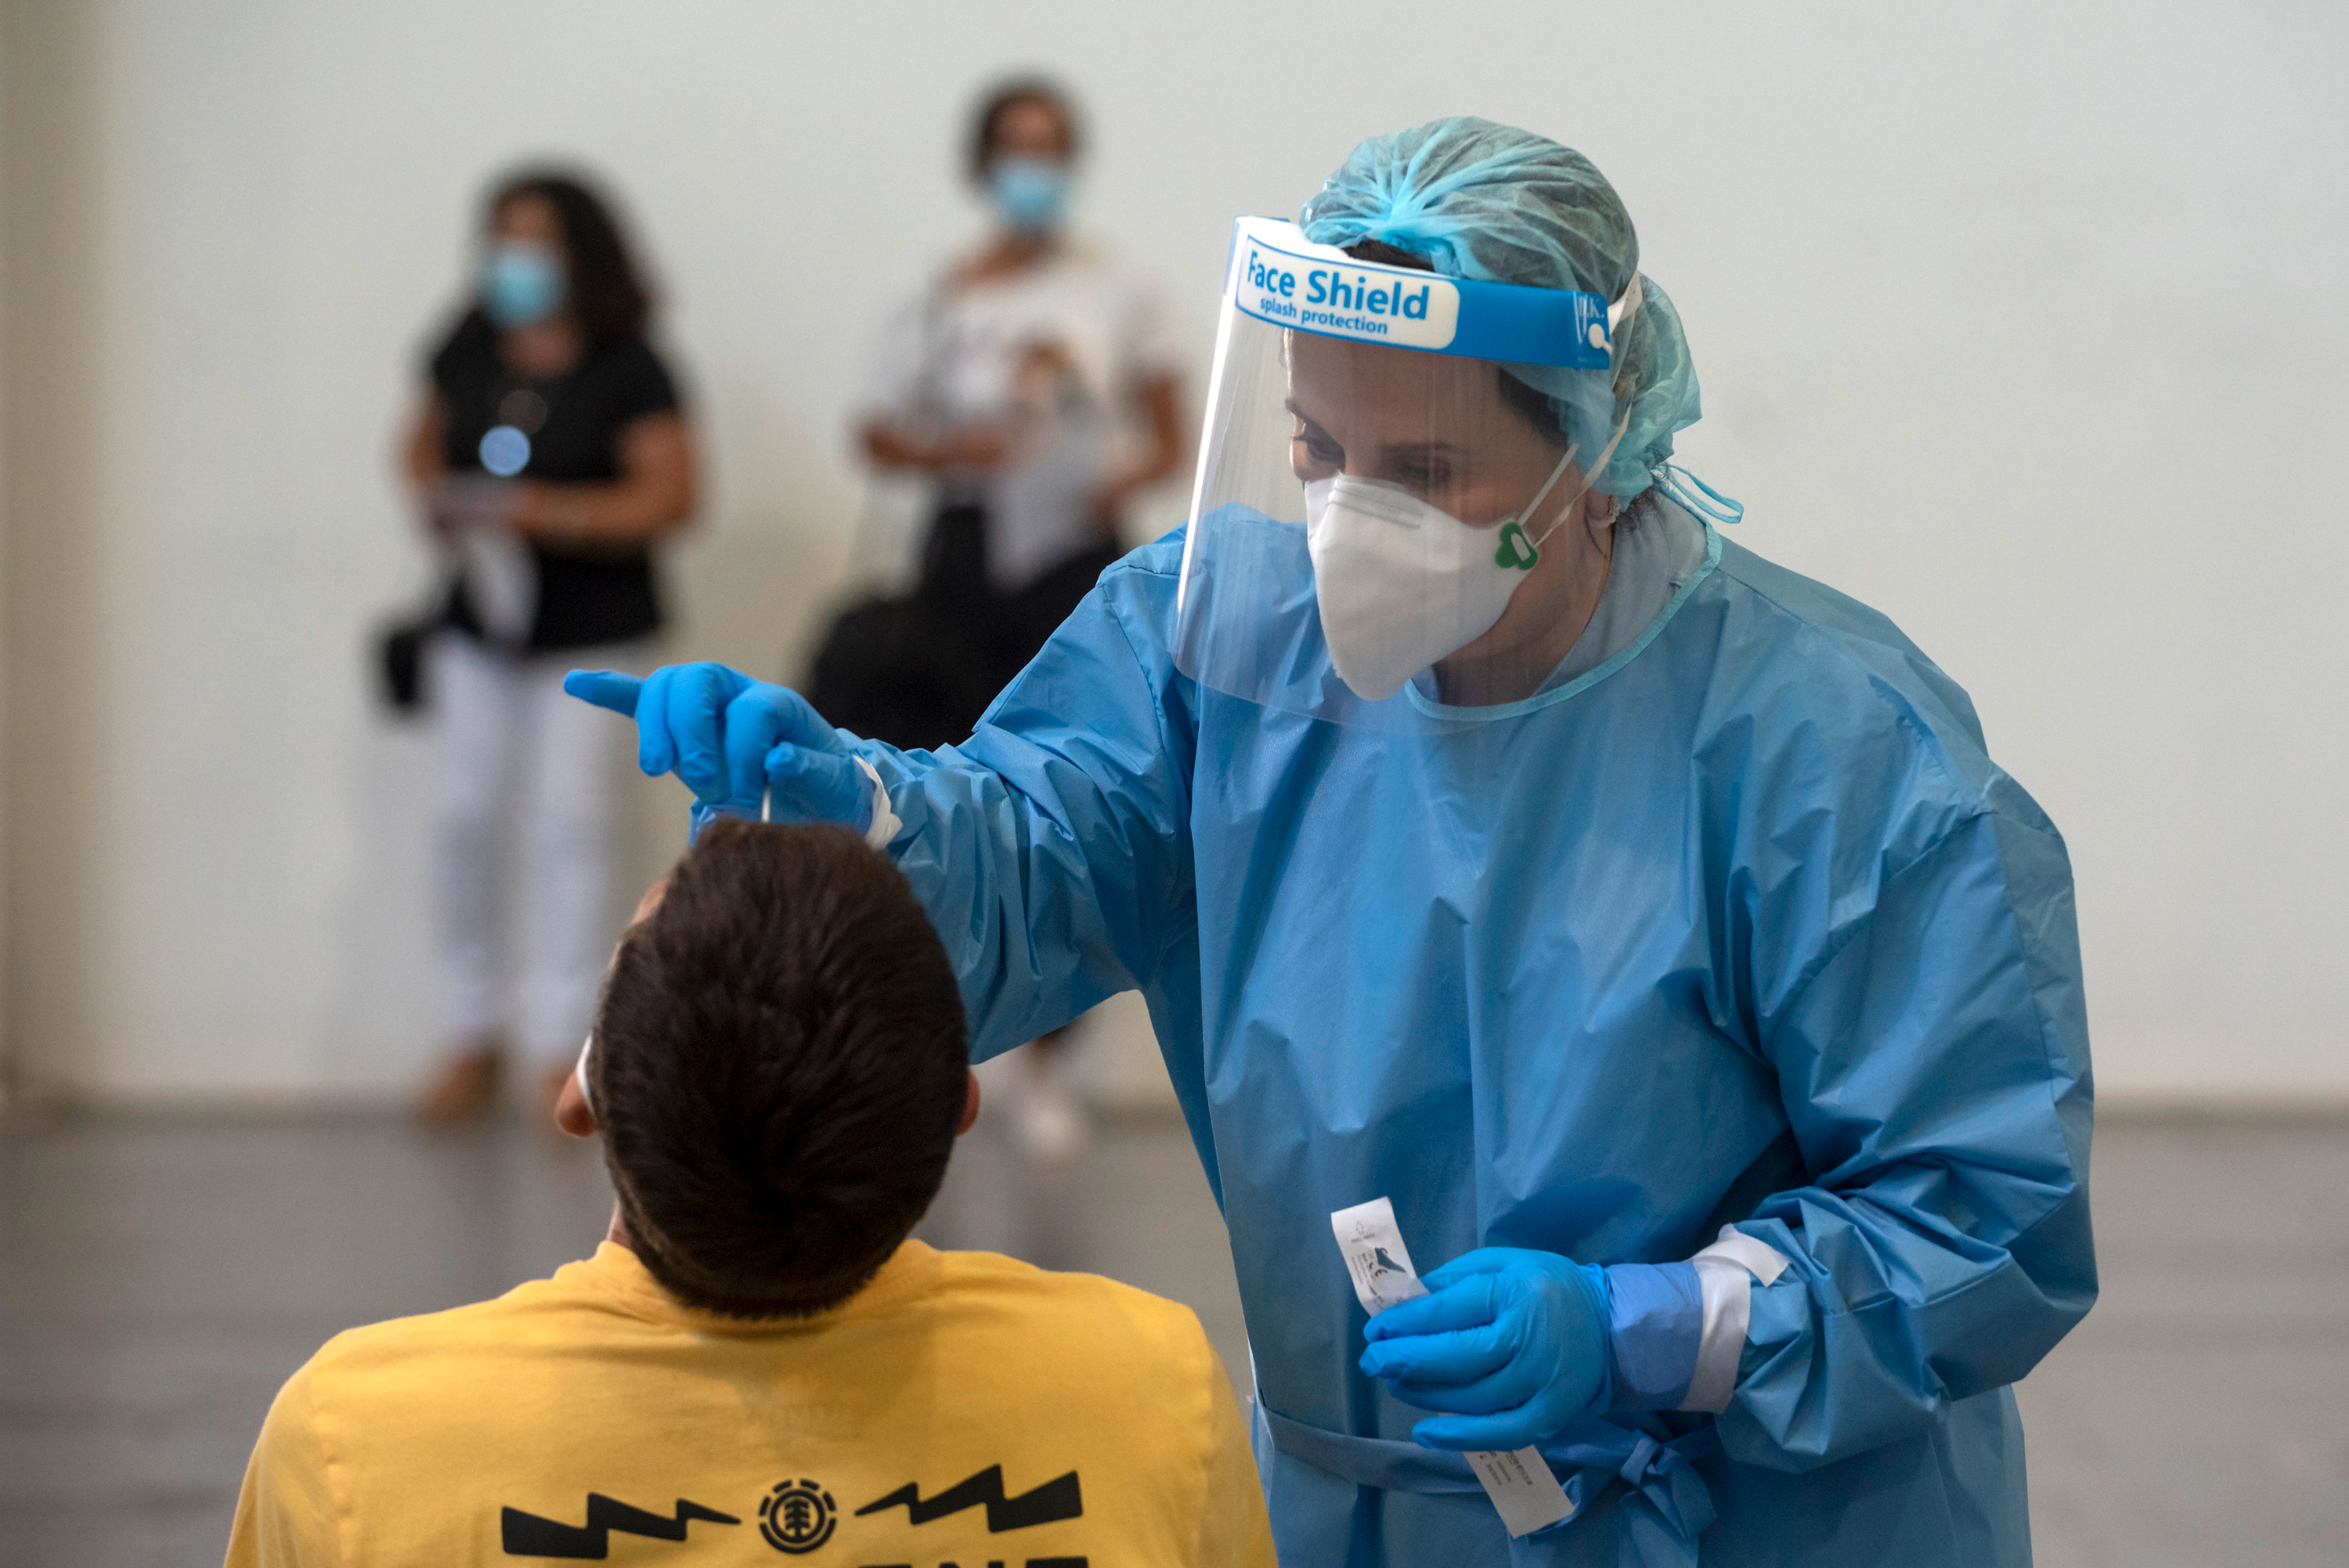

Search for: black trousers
xmin=807 ymin=503 xmax=1122 ymax=752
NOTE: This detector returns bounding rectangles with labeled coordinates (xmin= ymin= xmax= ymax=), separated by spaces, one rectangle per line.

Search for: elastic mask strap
xmin=1513 ymin=443 xmax=1581 ymax=536
xmin=1656 ymin=463 xmax=1745 ymax=526
xmin=1517 ymin=409 xmax=1634 ymax=558
xmin=1488 ymin=272 xmax=1644 ymax=570
xmin=1488 ymin=442 xmax=1575 ymax=572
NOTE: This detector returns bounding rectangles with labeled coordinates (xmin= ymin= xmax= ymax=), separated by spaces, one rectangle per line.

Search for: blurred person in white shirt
xmin=814 ymin=78 xmax=1187 ymax=1159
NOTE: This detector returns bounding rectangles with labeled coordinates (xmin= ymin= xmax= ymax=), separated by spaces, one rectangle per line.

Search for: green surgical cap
xmin=1300 ymin=116 xmax=1701 ymax=498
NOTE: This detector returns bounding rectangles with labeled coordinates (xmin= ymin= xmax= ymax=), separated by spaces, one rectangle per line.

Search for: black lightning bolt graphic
xmin=500 ymin=1494 xmax=738 ymax=1559
xmin=854 ymin=1465 xmax=1083 ymax=1532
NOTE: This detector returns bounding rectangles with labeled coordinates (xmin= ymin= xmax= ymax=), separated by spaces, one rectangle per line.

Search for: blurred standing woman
xmin=819 ymin=82 xmax=1184 ymax=1155
xmin=826 ymin=81 xmax=1186 ymax=1156
xmin=828 ymin=78 xmax=1186 ymax=752
xmin=404 ymin=171 xmax=698 ymax=1123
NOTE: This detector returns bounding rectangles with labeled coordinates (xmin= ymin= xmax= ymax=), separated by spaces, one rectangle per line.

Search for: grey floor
xmin=2 ymin=1107 xmax=2342 ymax=1566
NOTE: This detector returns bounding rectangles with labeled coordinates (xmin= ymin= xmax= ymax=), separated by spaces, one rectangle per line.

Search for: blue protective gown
xmin=857 ymin=521 xmax=2094 ymax=1566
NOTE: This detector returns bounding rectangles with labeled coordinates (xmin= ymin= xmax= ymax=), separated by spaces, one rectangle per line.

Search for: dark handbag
xmin=806 ymin=592 xmax=1002 ymax=753
xmin=806 ymin=502 xmax=1012 ymax=752
xmin=373 ymin=590 xmax=450 ymax=716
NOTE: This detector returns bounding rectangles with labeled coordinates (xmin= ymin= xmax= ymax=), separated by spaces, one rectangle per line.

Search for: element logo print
xmin=759 ymin=1479 xmax=838 ymax=1554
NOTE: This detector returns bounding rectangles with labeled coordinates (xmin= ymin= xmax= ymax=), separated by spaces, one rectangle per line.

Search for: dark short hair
xmin=966 ymin=77 xmax=1081 ymax=182
xmin=485 ymin=169 xmax=653 ymax=341
xmin=590 ymin=820 xmax=969 ymax=1318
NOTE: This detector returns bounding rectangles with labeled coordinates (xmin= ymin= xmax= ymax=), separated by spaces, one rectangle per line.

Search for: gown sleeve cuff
xmin=854 ymin=756 xmax=900 ymax=849
xmin=683 ymin=761 xmax=898 ymax=851
xmin=1604 ymin=1262 xmax=1705 ymax=1412
xmin=1681 ymin=1225 xmax=1795 ymax=1415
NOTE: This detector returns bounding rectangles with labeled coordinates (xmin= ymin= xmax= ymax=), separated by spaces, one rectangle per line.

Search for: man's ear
xmin=956 ymin=1071 xmax=981 ymax=1137
xmin=554 ymin=1065 xmax=597 ymax=1138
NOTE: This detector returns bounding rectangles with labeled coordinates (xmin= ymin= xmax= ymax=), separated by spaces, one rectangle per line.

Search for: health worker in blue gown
xmin=568 ymin=117 xmax=2095 ymax=1567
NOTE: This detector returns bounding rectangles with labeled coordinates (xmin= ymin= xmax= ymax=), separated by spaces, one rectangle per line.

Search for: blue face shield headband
xmin=1222 ymin=218 xmax=1631 ymax=371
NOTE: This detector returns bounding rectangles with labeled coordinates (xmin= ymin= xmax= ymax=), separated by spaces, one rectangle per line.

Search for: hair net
xmin=1299 ymin=117 xmax=1700 ymax=498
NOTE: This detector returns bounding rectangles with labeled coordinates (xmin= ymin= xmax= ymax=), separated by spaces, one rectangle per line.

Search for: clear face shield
xmin=1174 ymin=219 xmax=1640 ymax=729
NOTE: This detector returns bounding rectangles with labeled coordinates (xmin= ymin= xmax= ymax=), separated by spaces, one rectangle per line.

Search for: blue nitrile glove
xmin=564 ymin=664 xmax=872 ymax=833
xmin=1359 ymin=1247 xmax=1614 ymax=1451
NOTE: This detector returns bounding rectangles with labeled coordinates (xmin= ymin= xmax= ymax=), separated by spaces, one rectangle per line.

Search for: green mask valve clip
xmin=1495 ymin=522 xmax=1540 ymax=571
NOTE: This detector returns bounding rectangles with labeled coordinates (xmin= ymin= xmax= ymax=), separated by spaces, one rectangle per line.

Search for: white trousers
xmin=428 ymin=632 xmax=642 ymax=1064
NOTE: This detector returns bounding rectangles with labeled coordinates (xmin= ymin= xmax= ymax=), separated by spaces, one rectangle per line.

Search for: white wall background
xmin=2 ymin=0 xmax=2343 ymax=1101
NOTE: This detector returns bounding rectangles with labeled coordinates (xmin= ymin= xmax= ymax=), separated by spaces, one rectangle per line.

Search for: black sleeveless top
xmin=429 ymin=312 xmax=684 ymax=651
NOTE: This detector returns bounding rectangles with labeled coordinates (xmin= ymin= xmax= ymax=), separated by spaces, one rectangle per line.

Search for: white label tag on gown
xmin=1330 ymin=1198 xmax=1575 ymax=1538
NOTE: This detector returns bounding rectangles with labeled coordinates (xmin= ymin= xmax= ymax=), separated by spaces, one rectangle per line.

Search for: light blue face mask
xmin=988 ymin=157 xmax=1072 ymax=232
xmin=480 ymin=241 xmax=566 ymax=328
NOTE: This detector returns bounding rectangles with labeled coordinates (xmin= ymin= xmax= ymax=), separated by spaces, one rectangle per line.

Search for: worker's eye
xmin=1387 ymin=455 xmax=1453 ymax=490
xmin=1294 ymin=420 xmax=1344 ymax=468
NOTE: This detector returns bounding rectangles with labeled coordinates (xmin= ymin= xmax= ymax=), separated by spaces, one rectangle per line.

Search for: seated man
xmin=226 ymin=820 xmax=1273 ymax=1568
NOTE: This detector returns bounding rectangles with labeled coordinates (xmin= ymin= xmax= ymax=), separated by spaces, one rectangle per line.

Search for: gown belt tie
xmin=1260 ymin=1404 xmax=1720 ymax=1566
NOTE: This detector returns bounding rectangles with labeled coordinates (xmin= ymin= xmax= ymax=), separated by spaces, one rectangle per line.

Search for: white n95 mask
xmin=1303 ymin=424 xmax=1621 ymax=702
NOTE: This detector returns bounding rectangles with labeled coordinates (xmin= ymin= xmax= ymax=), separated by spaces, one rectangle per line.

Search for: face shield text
xmin=1231 ymin=235 xmax=1463 ymax=351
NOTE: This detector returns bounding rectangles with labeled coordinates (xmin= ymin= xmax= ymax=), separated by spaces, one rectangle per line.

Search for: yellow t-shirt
xmin=225 ymin=1239 xmax=1273 ymax=1568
